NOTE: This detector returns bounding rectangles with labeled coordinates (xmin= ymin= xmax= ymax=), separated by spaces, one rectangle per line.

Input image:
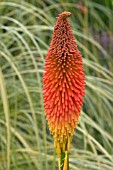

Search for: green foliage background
xmin=0 ymin=0 xmax=113 ymax=169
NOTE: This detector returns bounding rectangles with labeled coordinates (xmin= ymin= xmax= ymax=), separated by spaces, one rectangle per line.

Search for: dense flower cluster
xmin=43 ymin=11 xmax=85 ymax=155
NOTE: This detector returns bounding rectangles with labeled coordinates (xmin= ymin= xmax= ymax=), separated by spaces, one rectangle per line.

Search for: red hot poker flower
xmin=43 ymin=11 xmax=85 ymax=156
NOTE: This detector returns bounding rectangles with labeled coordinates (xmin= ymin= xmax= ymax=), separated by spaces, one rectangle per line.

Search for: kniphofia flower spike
xmin=43 ymin=11 xmax=85 ymax=169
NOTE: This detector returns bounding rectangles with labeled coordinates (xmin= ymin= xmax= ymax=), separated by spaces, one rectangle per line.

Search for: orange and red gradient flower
xmin=43 ymin=11 xmax=85 ymax=155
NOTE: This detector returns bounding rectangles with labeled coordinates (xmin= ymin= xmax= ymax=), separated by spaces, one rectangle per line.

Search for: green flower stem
xmin=58 ymin=151 xmax=69 ymax=170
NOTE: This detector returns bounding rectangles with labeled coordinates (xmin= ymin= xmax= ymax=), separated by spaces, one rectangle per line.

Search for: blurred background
xmin=0 ymin=0 xmax=113 ymax=170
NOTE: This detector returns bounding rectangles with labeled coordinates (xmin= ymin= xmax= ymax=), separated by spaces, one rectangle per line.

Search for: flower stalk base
xmin=58 ymin=151 xmax=69 ymax=170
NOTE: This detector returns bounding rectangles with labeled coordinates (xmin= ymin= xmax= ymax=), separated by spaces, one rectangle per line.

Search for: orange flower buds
xmin=43 ymin=11 xmax=85 ymax=155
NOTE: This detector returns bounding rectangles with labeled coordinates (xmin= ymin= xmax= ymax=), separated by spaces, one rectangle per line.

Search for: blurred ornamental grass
xmin=0 ymin=0 xmax=113 ymax=170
